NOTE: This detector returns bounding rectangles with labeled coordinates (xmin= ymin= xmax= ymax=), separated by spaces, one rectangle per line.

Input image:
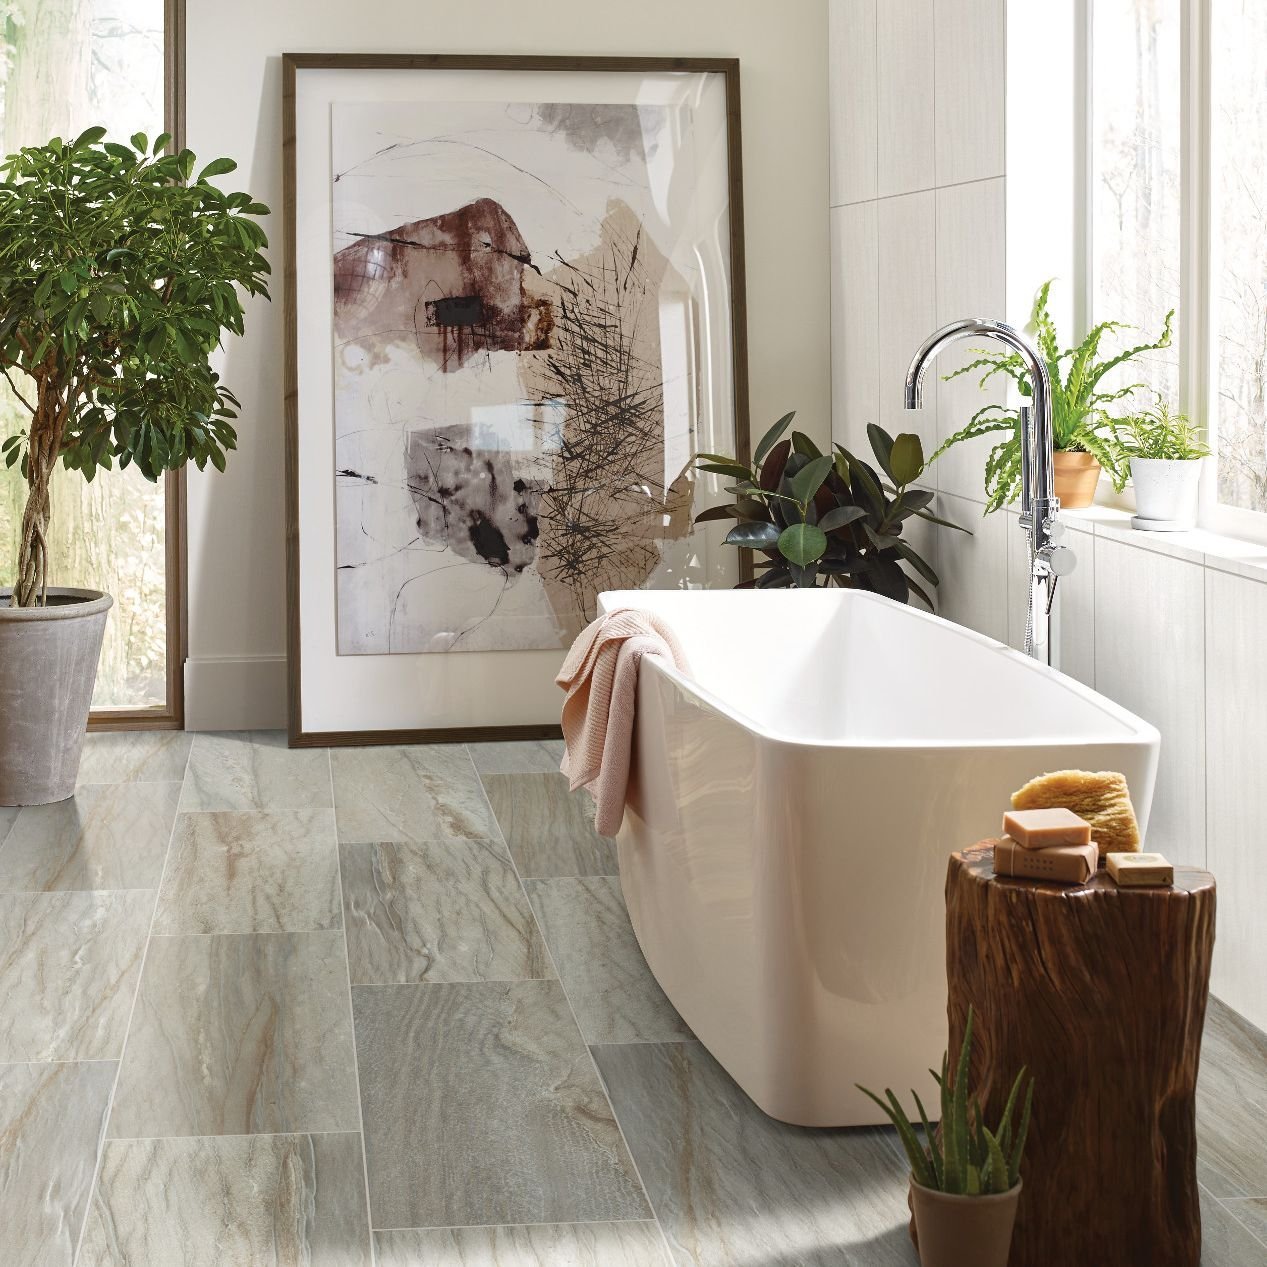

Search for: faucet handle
xmin=1045 ymin=544 xmax=1077 ymax=577
xmin=1045 ymin=518 xmax=1067 ymax=544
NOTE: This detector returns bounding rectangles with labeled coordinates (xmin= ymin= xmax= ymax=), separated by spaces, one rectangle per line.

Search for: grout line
xmin=830 ymin=170 xmax=1009 ymax=212
xmin=70 ymin=731 xmax=195 ymax=1267
xmin=327 ymin=745 xmax=378 ymax=1265
xmin=371 ymin=1216 xmax=666 ymax=1235
xmin=93 ymin=1128 xmax=364 ymax=1144
xmin=465 ymin=750 xmax=676 ymax=1266
xmin=1219 ymin=1197 xmax=1267 ymax=1253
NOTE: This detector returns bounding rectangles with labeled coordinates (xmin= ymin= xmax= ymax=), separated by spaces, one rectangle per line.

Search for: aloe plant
xmin=693 ymin=412 xmax=967 ymax=606
xmin=858 ymin=1008 xmax=1033 ymax=1195
xmin=932 ymin=280 xmax=1175 ymax=512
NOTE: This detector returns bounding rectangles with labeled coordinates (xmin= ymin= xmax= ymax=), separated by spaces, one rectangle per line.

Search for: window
xmin=1088 ymin=0 xmax=1267 ymax=532
xmin=0 ymin=0 xmax=178 ymax=715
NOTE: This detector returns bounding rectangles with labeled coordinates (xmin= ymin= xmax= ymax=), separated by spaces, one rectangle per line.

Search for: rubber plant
xmin=931 ymin=280 xmax=1175 ymax=511
xmin=0 ymin=126 xmax=270 ymax=607
xmin=858 ymin=1007 xmax=1034 ymax=1196
xmin=693 ymin=412 xmax=967 ymax=607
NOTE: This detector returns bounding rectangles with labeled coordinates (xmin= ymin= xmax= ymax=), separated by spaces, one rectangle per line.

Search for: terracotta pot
xmin=1052 ymin=450 xmax=1101 ymax=509
xmin=909 ymin=1177 xmax=1021 ymax=1267
xmin=0 ymin=587 xmax=111 ymax=805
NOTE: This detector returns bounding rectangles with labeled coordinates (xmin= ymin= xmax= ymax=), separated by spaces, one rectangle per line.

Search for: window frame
xmin=1080 ymin=0 xmax=1267 ymax=546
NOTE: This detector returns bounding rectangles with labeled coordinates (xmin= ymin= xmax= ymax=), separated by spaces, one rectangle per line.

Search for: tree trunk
xmin=945 ymin=843 xmax=1215 ymax=1267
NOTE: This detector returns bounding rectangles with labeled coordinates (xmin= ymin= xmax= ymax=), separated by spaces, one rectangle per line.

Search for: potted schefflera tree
xmin=859 ymin=1008 xmax=1033 ymax=1267
xmin=0 ymin=127 xmax=269 ymax=805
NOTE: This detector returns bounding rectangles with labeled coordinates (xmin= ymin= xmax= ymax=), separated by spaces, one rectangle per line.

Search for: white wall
xmin=184 ymin=0 xmax=831 ymax=730
xmin=831 ymin=0 xmax=1267 ymax=1030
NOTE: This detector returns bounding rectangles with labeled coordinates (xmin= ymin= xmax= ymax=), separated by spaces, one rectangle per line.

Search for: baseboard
xmin=184 ymin=655 xmax=288 ymax=731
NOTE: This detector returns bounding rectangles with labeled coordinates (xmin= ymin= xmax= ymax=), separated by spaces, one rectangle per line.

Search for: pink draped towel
xmin=556 ymin=607 xmax=690 ymax=837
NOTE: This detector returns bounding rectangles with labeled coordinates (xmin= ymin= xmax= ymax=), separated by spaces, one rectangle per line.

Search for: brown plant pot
xmin=0 ymin=588 xmax=111 ymax=805
xmin=909 ymin=1178 xmax=1022 ymax=1267
xmin=1052 ymin=450 xmax=1101 ymax=509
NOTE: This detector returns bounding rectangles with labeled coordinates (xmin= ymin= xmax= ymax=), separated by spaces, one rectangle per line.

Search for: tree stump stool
xmin=945 ymin=843 xmax=1216 ymax=1267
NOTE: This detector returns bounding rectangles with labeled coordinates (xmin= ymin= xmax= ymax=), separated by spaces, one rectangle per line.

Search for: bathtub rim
xmin=600 ymin=588 xmax=1160 ymax=752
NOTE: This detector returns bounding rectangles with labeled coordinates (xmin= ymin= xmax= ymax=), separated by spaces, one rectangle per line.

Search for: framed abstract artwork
xmin=283 ymin=54 xmax=748 ymax=744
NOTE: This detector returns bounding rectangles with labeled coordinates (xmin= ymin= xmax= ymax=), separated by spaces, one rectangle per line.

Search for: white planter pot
xmin=1130 ymin=457 xmax=1203 ymax=528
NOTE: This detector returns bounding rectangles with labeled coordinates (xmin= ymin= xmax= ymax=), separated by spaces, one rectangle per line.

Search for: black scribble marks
xmin=535 ymin=224 xmax=669 ymax=617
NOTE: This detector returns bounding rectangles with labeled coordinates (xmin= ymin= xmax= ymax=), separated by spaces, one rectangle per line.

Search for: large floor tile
xmin=0 ymin=1060 xmax=116 ymax=1267
xmin=592 ymin=1041 xmax=915 ymax=1267
xmin=331 ymin=745 xmax=496 ymax=844
xmin=0 ymin=782 xmax=179 ymax=893
xmin=1201 ymin=1188 xmax=1267 ymax=1266
xmin=0 ymin=807 xmax=17 ymax=845
xmin=153 ymin=810 xmax=341 ymax=935
xmin=1219 ymin=1200 xmax=1267 ymax=1256
xmin=374 ymin=1221 xmax=670 ymax=1266
xmin=1197 ymin=997 xmax=1267 ymax=1198
xmin=0 ymin=889 xmax=151 ymax=1062
xmin=79 ymin=1133 xmax=372 ymax=1267
xmin=353 ymin=979 xmax=648 ymax=1229
xmin=179 ymin=731 xmax=332 ymax=812
xmin=483 ymin=774 xmax=616 ymax=878
xmin=469 ymin=739 xmax=565 ymax=776
xmin=76 ymin=731 xmax=192 ymax=785
xmin=340 ymin=839 xmax=551 ymax=985
xmin=109 ymin=931 xmax=360 ymax=1138
xmin=527 ymin=877 xmax=691 ymax=1045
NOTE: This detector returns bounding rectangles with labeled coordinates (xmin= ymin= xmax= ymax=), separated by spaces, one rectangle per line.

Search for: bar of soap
xmin=1011 ymin=770 xmax=1141 ymax=857
xmin=993 ymin=837 xmax=1099 ymax=885
xmin=1107 ymin=852 xmax=1174 ymax=887
xmin=1002 ymin=807 xmax=1092 ymax=850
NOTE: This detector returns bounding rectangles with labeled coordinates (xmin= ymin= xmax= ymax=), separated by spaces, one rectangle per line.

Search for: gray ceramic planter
xmin=0 ymin=587 xmax=112 ymax=805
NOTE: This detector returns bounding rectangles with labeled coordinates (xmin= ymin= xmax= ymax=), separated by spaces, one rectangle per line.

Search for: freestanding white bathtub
xmin=599 ymin=588 xmax=1160 ymax=1127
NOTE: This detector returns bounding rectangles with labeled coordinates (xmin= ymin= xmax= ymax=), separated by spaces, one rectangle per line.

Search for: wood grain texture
xmin=153 ymin=810 xmax=341 ymax=934
xmin=1198 ymin=996 xmax=1267 ymax=1197
xmin=0 ymin=1060 xmax=116 ymax=1267
xmin=109 ymin=931 xmax=360 ymax=1138
xmin=374 ymin=1221 xmax=671 ymax=1266
xmin=80 ymin=1133 xmax=372 ymax=1266
xmin=945 ymin=844 xmax=1216 ymax=1267
xmin=0 ymin=782 xmax=180 ymax=892
xmin=0 ymin=889 xmax=151 ymax=1061
xmin=180 ymin=731 xmax=332 ymax=812
xmin=592 ymin=1040 xmax=915 ymax=1266
xmin=483 ymin=774 xmax=616 ymax=878
xmin=340 ymin=839 xmax=551 ymax=984
xmin=352 ymin=979 xmax=648 ymax=1229
xmin=526 ymin=877 xmax=691 ymax=1044
xmin=331 ymin=746 xmax=496 ymax=844
xmin=76 ymin=731 xmax=192 ymax=785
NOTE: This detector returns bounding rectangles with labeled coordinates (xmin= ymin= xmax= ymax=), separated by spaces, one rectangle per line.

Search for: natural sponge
xmin=1010 ymin=770 xmax=1141 ymax=857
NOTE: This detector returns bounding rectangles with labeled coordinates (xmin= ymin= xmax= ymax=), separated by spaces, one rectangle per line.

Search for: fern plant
xmin=931 ymin=280 xmax=1175 ymax=512
xmin=858 ymin=1008 xmax=1034 ymax=1196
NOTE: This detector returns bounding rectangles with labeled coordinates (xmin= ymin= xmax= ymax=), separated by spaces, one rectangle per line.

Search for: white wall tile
xmin=934 ymin=0 xmax=1006 ymax=185
xmin=876 ymin=0 xmax=936 ymax=198
xmin=1093 ymin=537 xmax=1205 ymax=867
xmin=933 ymin=177 xmax=1007 ymax=501
xmin=829 ymin=0 xmax=878 ymax=206
xmin=1206 ymin=569 xmax=1267 ymax=1030
xmin=933 ymin=492 xmax=1008 ymax=639
xmin=1005 ymin=511 xmax=1095 ymax=685
xmin=831 ymin=202 xmax=880 ymax=454
xmin=877 ymin=190 xmax=938 ymax=453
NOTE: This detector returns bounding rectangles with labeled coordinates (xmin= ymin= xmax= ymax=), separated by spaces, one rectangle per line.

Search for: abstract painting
xmin=327 ymin=90 xmax=741 ymax=654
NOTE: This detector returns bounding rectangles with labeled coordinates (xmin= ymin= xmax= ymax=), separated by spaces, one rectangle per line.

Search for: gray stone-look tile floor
xmin=0 ymin=731 xmax=1262 ymax=1265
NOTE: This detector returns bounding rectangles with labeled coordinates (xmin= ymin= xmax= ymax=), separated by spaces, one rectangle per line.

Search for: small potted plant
xmin=859 ymin=1008 xmax=1033 ymax=1267
xmin=1113 ymin=396 xmax=1210 ymax=530
xmin=0 ymin=128 xmax=269 ymax=805
xmin=694 ymin=414 xmax=967 ymax=606
xmin=934 ymin=280 xmax=1174 ymax=510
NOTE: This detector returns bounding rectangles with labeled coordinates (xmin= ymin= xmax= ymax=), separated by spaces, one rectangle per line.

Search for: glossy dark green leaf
xmin=895 ymin=539 xmax=940 ymax=587
xmin=817 ymin=504 xmax=868 ymax=532
xmin=693 ymin=503 xmax=741 ymax=524
xmin=890 ymin=432 xmax=925 ymax=485
xmin=791 ymin=430 xmax=822 ymax=459
xmin=865 ymin=557 xmax=910 ymax=602
xmin=867 ymin=423 xmax=896 ymax=479
xmin=777 ymin=522 xmax=828 ymax=566
xmin=789 ymin=454 xmax=834 ymax=506
xmin=724 ymin=521 xmax=781 ymax=549
xmin=698 ymin=461 xmax=754 ymax=481
xmin=754 ymin=411 xmax=795 ymax=465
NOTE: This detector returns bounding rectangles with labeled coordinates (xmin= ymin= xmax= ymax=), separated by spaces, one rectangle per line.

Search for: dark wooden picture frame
xmin=282 ymin=53 xmax=750 ymax=747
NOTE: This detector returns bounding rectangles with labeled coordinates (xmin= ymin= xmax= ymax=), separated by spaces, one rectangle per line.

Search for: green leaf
xmin=153 ymin=131 xmax=173 ymax=154
xmin=130 ymin=131 xmax=149 ymax=153
xmin=723 ymin=521 xmax=780 ymax=549
xmin=894 ymin=539 xmax=939 ymax=587
xmin=889 ymin=432 xmax=925 ymax=486
xmin=789 ymin=454 xmax=833 ymax=506
xmin=697 ymin=461 xmax=754 ymax=481
xmin=777 ymin=522 xmax=828 ymax=566
xmin=817 ymin=504 xmax=868 ymax=533
xmin=72 ymin=126 xmax=107 ymax=148
xmin=866 ymin=423 xmax=895 ymax=479
xmin=693 ymin=504 xmax=741 ymax=524
xmin=790 ymin=430 xmax=822 ymax=459
xmin=753 ymin=411 xmax=795 ymax=465
xmin=197 ymin=156 xmax=238 ymax=181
